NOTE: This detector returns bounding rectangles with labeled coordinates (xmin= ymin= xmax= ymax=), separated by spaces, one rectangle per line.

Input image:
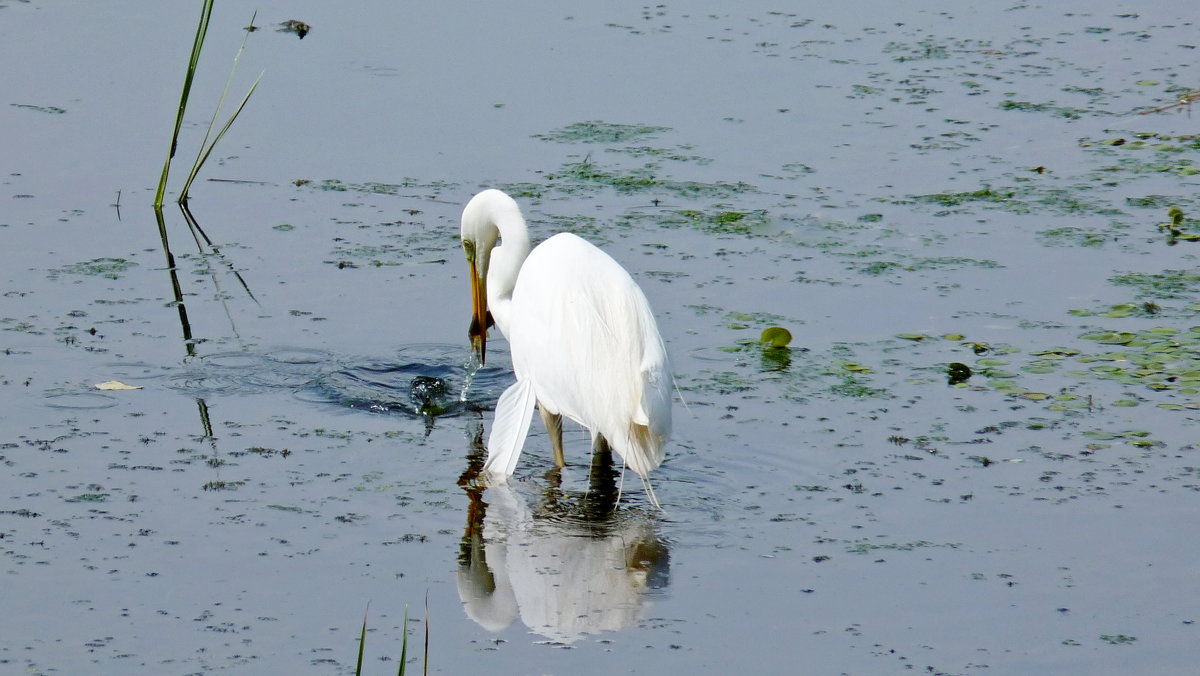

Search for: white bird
xmin=460 ymin=189 xmax=672 ymax=503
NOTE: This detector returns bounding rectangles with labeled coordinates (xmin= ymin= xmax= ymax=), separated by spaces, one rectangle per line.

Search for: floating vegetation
xmin=1109 ymin=270 xmax=1200 ymax=300
xmin=911 ymin=184 xmax=1120 ymax=217
xmin=53 ymin=257 xmax=138 ymax=280
xmin=754 ymin=327 xmax=795 ymax=372
xmin=546 ymin=158 xmax=756 ymax=198
xmin=1081 ymin=429 xmax=1159 ymax=447
xmin=1068 ymin=303 xmax=1167 ymax=319
xmin=668 ymin=208 xmax=770 ymax=235
xmin=846 ymin=255 xmax=1001 ymax=277
xmin=827 ymin=375 xmax=886 ymax=399
xmin=845 ymin=539 xmax=959 ymax=554
xmin=66 ymin=493 xmax=109 ymax=503
xmin=998 ymin=99 xmax=1098 ymax=119
xmin=1157 ymin=205 xmax=1200 ymax=242
xmin=683 ymin=370 xmax=755 ymax=395
xmin=327 ymin=243 xmax=407 ymax=267
xmin=532 ymin=120 xmax=671 ymax=144
xmin=760 ymin=327 xmax=792 ymax=348
xmin=860 ymin=322 xmax=1200 ymax=411
xmin=1125 ymin=195 xmax=1178 ymax=209
xmin=607 ymin=144 xmax=713 ymax=164
xmin=534 ymin=213 xmax=609 ymax=244
xmin=912 ymin=186 xmax=1013 ymax=208
xmin=1081 ymin=132 xmax=1200 ymax=152
xmin=1072 ymin=326 xmax=1200 ymax=399
xmin=698 ymin=307 xmax=1200 ymax=428
xmin=722 ymin=310 xmax=793 ymax=330
xmin=1037 ymin=225 xmax=1116 ymax=247
xmin=304 ymin=178 xmax=459 ymax=196
xmin=883 ymin=37 xmax=952 ymax=62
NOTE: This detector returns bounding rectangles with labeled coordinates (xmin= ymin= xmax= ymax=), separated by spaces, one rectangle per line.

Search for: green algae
xmin=532 ymin=121 xmax=671 ymax=144
xmin=998 ymin=99 xmax=1098 ymax=119
xmin=547 ymin=158 xmax=756 ymax=198
xmin=670 ymin=208 xmax=770 ymax=235
xmin=54 ymin=258 xmax=138 ymax=280
xmin=1110 ymin=270 xmax=1200 ymax=300
xmin=304 ymin=178 xmax=459 ymax=195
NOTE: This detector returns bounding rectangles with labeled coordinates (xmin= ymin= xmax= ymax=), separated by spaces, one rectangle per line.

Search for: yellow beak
xmin=468 ymin=262 xmax=489 ymax=365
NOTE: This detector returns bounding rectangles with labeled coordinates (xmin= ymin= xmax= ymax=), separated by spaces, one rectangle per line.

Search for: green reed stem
xmin=178 ymin=10 xmax=262 ymax=204
xmin=155 ymin=0 xmax=214 ymax=208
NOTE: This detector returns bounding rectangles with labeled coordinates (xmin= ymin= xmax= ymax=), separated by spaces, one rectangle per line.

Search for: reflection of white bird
xmin=460 ymin=189 xmax=672 ymax=500
xmin=457 ymin=483 xmax=667 ymax=642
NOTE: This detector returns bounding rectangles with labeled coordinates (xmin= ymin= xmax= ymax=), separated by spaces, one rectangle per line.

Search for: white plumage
xmin=460 ymin=189 xmax=672 ymax=500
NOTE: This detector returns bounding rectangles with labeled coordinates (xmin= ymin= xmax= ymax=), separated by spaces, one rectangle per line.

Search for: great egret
xmin=460 ymin=189 xmax=672 ymax=502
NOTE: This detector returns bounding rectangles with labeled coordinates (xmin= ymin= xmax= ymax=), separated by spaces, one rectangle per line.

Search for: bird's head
xmin=460 ymin=191 xmax=506 ymax=365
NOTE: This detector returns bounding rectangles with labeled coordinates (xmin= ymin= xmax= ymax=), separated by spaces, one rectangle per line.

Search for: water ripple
xmin=303 ymin=344 xmax=511 ymax=416
xmin=44 ymin=392 xmax=119 ymax=410
xmin=163 ymin=343 xmax=511 ymax=418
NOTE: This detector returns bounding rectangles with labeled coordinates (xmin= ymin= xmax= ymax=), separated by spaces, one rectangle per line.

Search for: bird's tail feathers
xmin=622 ymin=422 xmax=666 ymax=479
xmin=640 ymin=474 xmax=662 ymax=510
xmin=484 ymin=378 xmax=537 ymax=479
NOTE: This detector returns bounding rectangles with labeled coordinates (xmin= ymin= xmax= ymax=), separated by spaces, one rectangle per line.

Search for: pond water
xmin=3 ymin=1 xmax=1199 ymax=674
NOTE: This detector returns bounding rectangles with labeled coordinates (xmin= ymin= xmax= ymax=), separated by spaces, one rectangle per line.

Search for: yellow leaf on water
xmin=95 ymin=380 xmax=142 ymax=391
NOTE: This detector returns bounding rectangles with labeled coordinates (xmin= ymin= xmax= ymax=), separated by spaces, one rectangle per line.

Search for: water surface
xmin=2 ymin=1 xmax=1198 ymax=674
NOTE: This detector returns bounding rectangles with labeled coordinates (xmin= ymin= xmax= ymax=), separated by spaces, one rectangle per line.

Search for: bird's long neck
xmin=487 ymin=216 xmax=530 ymax=338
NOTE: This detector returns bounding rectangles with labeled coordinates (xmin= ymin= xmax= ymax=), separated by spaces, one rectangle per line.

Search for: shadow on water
xmin=456 ymin=420 xmax=670 ymax=643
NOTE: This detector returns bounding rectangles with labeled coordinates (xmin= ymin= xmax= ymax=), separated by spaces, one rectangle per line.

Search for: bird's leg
xmin=589 ymin=436 xmax=615 ymax=485
xmin=538 ymin=403 xmax=565 ymax=467
xmin=583 ymin=436 xmax=619 ymax=517
xmin=590 ymin=435 xmax=627 ymax=506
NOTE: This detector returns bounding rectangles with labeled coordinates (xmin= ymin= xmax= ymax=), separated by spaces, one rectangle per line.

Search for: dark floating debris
xmin=947 ymin=362 xmax=973 ymax=386
xmin=277 ymin=19 xmax=311 ymax=39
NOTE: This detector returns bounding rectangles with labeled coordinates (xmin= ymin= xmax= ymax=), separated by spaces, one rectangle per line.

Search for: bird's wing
xmin=509 ymin=232 xmax=673 ymax=477
xmin=638 ymin=340 xmax=673 ymax=439
xmin=484 ymin=377 xmax=537 ymax=479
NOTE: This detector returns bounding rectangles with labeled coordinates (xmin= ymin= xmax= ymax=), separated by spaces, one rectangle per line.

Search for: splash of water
xmin=460 ymin=352 xmax=482 ymax=402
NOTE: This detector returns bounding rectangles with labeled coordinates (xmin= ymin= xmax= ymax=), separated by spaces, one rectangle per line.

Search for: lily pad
xmin=760 ymin=326 xmax=793 ymax=347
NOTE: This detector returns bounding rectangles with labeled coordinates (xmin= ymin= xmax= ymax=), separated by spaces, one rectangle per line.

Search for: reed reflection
xmin=153 ymin=203 xmax=255 ymax=490
xmin=457 ymin=421 xmax=670 ymax=643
